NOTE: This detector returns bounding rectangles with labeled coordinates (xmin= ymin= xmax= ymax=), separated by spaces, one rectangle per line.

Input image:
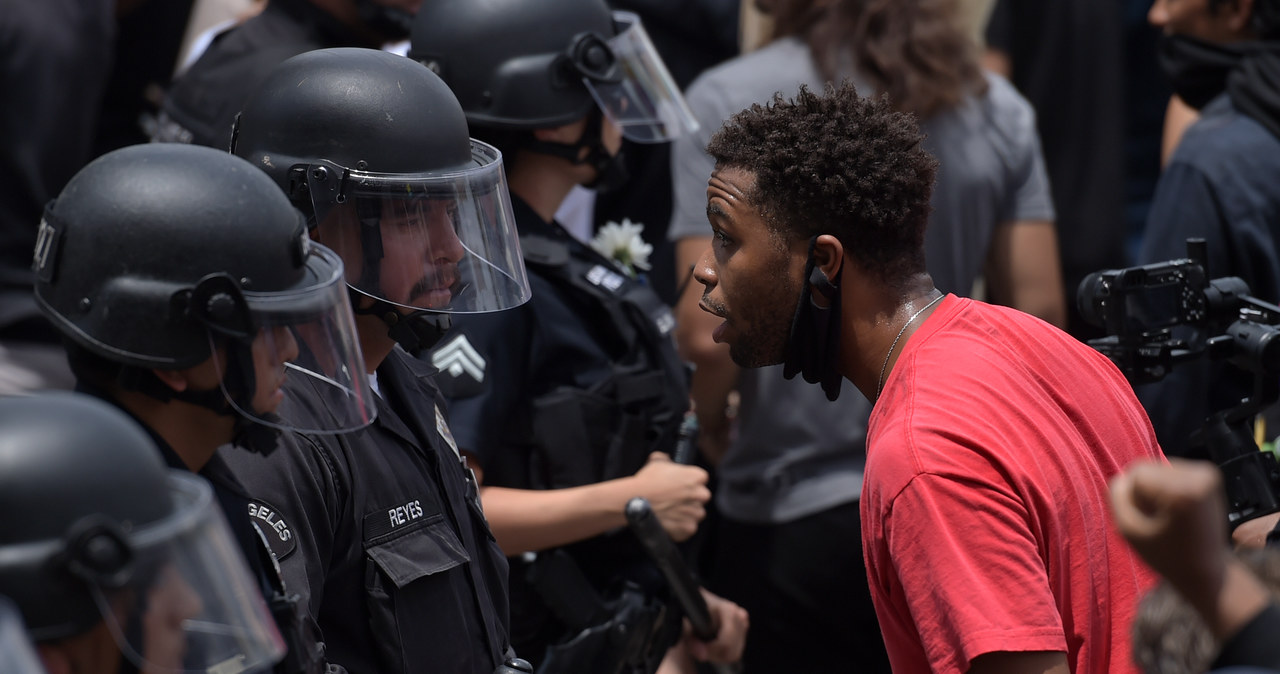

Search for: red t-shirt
xmin=864 ymin=296 xmax=1161 ymax=673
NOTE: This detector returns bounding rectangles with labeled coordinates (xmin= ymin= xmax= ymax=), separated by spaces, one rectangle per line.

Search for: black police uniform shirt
xmin=220 ymin=347 xmax=512 ymax=674
xmin=429 ymin=195 xmax=688 ymax=659
xmin=154 ymin=0 xmax=373 ymax=149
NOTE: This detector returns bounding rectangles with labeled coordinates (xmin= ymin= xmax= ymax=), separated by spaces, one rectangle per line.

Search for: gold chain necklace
xmin=876 ymin=293 xmax=944 ymax=401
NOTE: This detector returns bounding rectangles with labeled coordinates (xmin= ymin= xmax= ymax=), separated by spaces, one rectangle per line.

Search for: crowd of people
xmin=4 ymin=0 xmax=1280 ymax=672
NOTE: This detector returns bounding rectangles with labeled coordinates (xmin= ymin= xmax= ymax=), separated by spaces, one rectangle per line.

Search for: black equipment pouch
xmin=530 ymin=375 xmax=660 ymax=489
xmin=520 ymin=234 xmax=689 ymax=490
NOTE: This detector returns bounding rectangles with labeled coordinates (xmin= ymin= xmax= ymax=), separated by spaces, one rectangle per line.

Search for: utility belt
xmin=523 ymin=548 xmax=682 ymax=674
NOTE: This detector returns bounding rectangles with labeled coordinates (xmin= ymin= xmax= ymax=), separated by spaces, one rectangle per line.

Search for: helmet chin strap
xmin=350 ymin=290 xmax=452 ymax=354
xmin=119 ymin=343 xmax=281 ymax=455
xmin=522 ymin=108 xmax=629 ymax=193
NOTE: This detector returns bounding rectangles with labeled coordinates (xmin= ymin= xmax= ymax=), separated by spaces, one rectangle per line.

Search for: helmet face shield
xmin=205 ymin=245 xmax=375 ymax=434
xmin=307 ymin=140 xmax=531 ymax=314
xmin=90 ymin=473 xmax=285 ymax=674
xmin=582 ymin=11 xmax=699 ymax=144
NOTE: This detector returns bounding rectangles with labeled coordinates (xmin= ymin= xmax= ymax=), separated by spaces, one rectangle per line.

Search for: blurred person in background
xmin=986 ymin=0 xmax=1169 ymax=338
xmin=153 ymin=0 xmax=423 ymax=149
xmin=1134 ymin=0 xmax=1280 ymax=460
xmin=0 ymin=0 xmax=114 ymax=394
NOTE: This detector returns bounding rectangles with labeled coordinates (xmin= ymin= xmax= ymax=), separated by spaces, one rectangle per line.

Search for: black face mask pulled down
xmin=1159 ymin=33 xmax=1244 ymax=109
xmin=782 ymin=237 xmax=843 ymax=402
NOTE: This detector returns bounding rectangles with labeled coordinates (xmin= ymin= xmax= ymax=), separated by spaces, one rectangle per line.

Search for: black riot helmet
xmin=35 ymin=143 xmax=374 ymax=434
xmin=408 ymin=0 xmax=698 ymax=143
xmin=0 ymin=393 xmax=285 ymax=672
xmin=232 ymin=47 xmax=532 ymax=352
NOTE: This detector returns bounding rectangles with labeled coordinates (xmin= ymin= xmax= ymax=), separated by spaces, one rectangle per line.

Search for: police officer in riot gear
xmin=410 ymin=2 xmax=748 ymax=671
xmin=227 ymin=47 xmax=532 ymax=674
xmin=35 ymin=142 xmax=374 ymax=674
xmin=0 ymin=392 xmax=287 ymax=673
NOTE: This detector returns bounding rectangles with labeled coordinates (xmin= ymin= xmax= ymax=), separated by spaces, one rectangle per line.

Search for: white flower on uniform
xmin=590 ymin=218 xmax=653 ymax=277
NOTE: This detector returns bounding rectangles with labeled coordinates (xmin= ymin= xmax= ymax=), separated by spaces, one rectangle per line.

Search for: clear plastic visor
xmin=90 ymin=472 xmax=285 ymax=674
xmin=208 ymin=245 xmax=375 ymax=434
xmin=308 ymin=141 xmax=531 ymax=314
xmin=584 ymin=11 xmax=700 ymax=144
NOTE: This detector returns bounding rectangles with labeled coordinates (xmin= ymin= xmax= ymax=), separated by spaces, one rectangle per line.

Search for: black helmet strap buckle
xmin=522 ymin=108 xmax=626 ymax=193
xmin=188 ymin=273 xmax=253 ymax=341
xmin=352 ymin=292 xmax=452 ymax=353
xmin=306 ymin=163 xmax=387 ymax=294
xmin=145 ymin=273 xmax=264 ymax=429
xmin=566 ymin=32 xmax=620 ymax=84
xmin=60 ymin=516 xmax=135 ymax=590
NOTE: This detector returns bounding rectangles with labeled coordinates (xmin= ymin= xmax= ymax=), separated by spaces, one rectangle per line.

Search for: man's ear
xmin=1226 ymin=0 xmax=1256 ymax=34
xmin=812 ymin=234 xmax=845 ymax=285
xmin=151 ymin=368 xmax=190 ymax=393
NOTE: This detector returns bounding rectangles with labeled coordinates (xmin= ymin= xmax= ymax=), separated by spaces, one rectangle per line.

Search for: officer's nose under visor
xmin=88 ymin=472 xmax=286 ymax=674
xmin=207 ymin=244 xmax=376 ymax=435
xmin=579 ymin=11 xmax=700 ymax=144
xmin=306 ymin=140 xmax=532 ymax=315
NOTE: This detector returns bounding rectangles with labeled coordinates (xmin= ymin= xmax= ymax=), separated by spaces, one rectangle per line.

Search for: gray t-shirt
xmin=670 ymin=37 xmax=1054 ymax=523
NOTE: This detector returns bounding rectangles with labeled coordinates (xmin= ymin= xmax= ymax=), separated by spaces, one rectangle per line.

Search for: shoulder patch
xmin=248 ymin=500 xmax=297 ymax=561
xmin=431 ymin=333 xmax=486 ymax=398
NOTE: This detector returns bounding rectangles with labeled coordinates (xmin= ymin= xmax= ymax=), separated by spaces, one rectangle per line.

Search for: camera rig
xmin=1079 ymin=238 xmax=1280 ymax=527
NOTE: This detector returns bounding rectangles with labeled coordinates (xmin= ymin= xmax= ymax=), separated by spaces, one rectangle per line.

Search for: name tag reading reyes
xmin=363 ymin=497 xmax=438 ymax=541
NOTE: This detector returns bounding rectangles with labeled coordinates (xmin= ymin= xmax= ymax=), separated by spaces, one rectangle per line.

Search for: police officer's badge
xmin=431 ymin=333 xmax=486 ymax=397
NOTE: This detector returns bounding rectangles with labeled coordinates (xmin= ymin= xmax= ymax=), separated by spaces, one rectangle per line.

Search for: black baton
xmin=625 ymin=497 xmax=742 ymax=674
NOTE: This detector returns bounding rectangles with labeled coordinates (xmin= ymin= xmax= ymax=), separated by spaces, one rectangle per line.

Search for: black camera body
xmin=1078 ymin=239 xmax=1280 ymax=526
xmin=1078 ymin=240 xmax=1268 ymax=384
xmin=1078 ymin=257 xmax=1209 ymax=342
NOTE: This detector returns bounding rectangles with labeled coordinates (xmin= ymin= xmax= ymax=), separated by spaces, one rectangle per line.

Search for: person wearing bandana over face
xmin=35 ymin=143 xmax=377 ymax=674
xmin=151 ymin=0 xmax=422 ymax=149
xmin=692 ymin=83 xmax=1164 ymax=674
xmin=411 ymin=2 xmax=749 ymax=672
xmin=1135 ymin=0 xmax=1280 ymax=462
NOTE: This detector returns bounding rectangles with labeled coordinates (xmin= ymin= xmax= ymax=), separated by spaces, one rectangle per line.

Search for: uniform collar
xmin=511 ymin=194 xmax=575 ymax=242
xmin=73 ymin=379 xmax=253 ymax=497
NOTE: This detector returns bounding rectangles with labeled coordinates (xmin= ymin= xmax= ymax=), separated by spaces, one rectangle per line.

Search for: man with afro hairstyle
xmin=691 ymin=82 xmax=1163 ymax=674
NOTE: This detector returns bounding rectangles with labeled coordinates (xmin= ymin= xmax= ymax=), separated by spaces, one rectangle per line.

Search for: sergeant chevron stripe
xmin=432 ymin=335 xmax=486 ymax=383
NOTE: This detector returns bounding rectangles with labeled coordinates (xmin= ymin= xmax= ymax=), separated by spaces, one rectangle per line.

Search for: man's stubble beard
xmin=728 ymin=254 xmax=803 ymax=369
